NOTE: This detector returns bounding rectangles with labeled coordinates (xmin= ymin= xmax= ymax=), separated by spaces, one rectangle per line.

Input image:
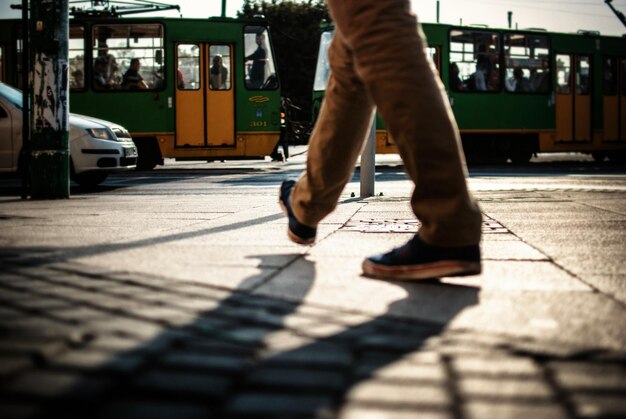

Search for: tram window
xmin=504 ymin=33 xmax=549 ymax=94
xmin=177 ymin=44 xmax=200 ymax=90
xmin=556 ymin=55 xmax=571 ymax=94
xmin=313 ymin=30 xmax=333 ymax=91
xmin=244 ymin=26 xmax=278 ymax=90
xmin=603 ymin=57 xmax=618 ymax=96
xmin=427 ymin=46 xmax=441 ymax=76
xmin=576 ymin=56 xmax=590 ymax=95
xmin=449 ymin=29 xmax=500 ymax=92
xmin=92 ymin=23 xmax=164 ymax=91
xmin=69 ymin=26 xmax=85 ymax=91
xmin=209 ymin=45 xmax=232 ymax=90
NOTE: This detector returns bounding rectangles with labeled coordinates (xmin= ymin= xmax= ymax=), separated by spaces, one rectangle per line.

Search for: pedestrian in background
xmin=279 ymin=0 xmax=483 ymax=280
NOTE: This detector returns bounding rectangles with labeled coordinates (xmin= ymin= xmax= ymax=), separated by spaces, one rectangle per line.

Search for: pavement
xmin=0 ymin=149 xmax=625 ymax=418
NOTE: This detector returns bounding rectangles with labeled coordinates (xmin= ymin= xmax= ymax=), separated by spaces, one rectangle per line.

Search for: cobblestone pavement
xmin=1 ymin=256 xmax=625 ymax=419
xmin=1 ymin=157 xmax=626 ymax=418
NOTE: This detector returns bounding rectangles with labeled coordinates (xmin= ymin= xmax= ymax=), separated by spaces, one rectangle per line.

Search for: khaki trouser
xmin=291 ymin=0 xmax=482 ymax=246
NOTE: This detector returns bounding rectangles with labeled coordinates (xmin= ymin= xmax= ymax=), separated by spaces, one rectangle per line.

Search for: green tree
xmin=239 ymin=0 xmax=330 ymax=122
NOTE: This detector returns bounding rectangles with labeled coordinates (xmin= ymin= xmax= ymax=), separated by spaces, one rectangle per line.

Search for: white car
xmin=0 ymin=82 xmax=137 ymax=186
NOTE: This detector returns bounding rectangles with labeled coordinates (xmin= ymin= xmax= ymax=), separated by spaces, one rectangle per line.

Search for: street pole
xmin=20 ymin=0 xmax=30 ymax=199
xmin=360 ymin=111 xmax=376 ymax=197
xmin=29 ymin=0 xmax=70 ymax=199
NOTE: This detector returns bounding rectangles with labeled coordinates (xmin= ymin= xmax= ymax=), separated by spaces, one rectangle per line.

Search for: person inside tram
xmin=506 ymin=67 xmax=531 ymax=92
xmin=210 ymin=54 xmax=229 ymax=90
xmin=471 ymin=59 xmax=489 ymax=91
xmin=245 ymin=32 xmax=267 ymax=89
xmin=121 ymin=58 xmax=149 ymax=90
xmin=96 ymin=41 xmax=120 ymax=86
xmin=449 ymin=62 xmax=465 ymax=91
xmin=93 ymin=57 xmax=113 ymax=90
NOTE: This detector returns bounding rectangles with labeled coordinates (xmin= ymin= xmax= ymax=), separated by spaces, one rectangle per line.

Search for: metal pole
xmin=221 ymin=0 xmax=227 ymax=17
xmin=508 ymin=11 xmax=512 ymax=29
xmin=29 ymin=0 xmax=70 ymax=199
xmin=20 ymin=0 xmax=30 ymax=199
xmin=436 ymin=0 xmax=440 ymax=23
xmin=360 ymin=110 xmax=376 ymax=197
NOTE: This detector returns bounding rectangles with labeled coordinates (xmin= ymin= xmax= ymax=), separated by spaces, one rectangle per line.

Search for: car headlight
xmin=87 ymin=128 xmax=114 ymax=140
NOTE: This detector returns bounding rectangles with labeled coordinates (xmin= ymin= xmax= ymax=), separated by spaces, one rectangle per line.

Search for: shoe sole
xmin=362 ymin=259 xmax=481 ymax=280
xmin=279 ymin=197 xmax=316 ymax=245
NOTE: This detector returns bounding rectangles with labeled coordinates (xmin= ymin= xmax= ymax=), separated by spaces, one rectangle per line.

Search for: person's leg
xmin=327 ymin=0 xmax=481 ymax=247
xmin=288 ymin=29 xmax=376 ymax=227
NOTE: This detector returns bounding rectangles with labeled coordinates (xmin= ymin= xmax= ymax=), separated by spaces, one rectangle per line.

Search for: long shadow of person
xmin=21 ymin=254 xmax=478 ymax=419
xmin=217 ymin=278 xmax=480 ymax=418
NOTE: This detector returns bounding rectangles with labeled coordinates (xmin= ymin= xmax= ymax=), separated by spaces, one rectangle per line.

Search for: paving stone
xmin=263 ymin=342 xmax=353 ymax=368
xmin=358 ymin=334 xmax=433 ymax=353
xmin=570 ymin=393 xmax=626 ymax=418
xmin=126 ymin=306 xmax=197 ymax=325
xmin=355 ymin=360 xmax=447 ymax=383
xmin=48 ymin=306 xmax=113 ymax=323
xmin=49 ymin=350 xmax=145 ymax=374
xmin=225 ymin=393 xmax=335 ymax=417
xmin=95 ymin=399 xmax=213 ymax=419
xmin=8 ymin=297 xmax=73 ymax=311
xmin=549 ymin=361 xmax=626 ymax=391
xmin=339 ymin=405 xmax=454 ymax=419
xmin=458 ymin=377 xmax=554 ymax=400
xmin=5 ymin=370 xmax=113 ymax=400
xmin=87 ymin=318 xmax=164 ymax=339
xmin=262 ymin=330 xmax=315 ymax=352
xmin=452 ymin=356 xmax=542 ymax=378
xmin=345 ymin=380 xmax=451 ymax=408
xmin=159 ymin=352 xmax=250 ymax=374
xmin=462 ymin=400 xmax=569 ymax=419
xmin=246 ymin=367 xmax=348 ymax=391
xmin=133 ymin=370 xmax=233 ymax=399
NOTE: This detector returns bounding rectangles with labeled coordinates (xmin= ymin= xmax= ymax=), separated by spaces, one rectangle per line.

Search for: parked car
xmin=0 ymin=82 xmax=137 ymax=186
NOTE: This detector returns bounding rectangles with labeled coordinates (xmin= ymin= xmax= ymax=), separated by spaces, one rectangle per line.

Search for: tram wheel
xmin=591 ymin=151 xmax=607 ymax=162
xmin=509 ymin=149 xmax=533 ymax=164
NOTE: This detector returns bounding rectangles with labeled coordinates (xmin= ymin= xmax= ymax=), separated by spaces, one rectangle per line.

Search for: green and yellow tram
xmin=0 ymin=14 xmax=282 ymax=169
xmin=313 ymin=23 xmax=626 ymax=163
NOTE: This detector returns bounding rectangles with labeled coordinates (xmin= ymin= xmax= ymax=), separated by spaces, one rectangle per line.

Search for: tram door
xmin=556 ymin=54 xmax=592 ymax=142
xmin=175 ymin=43 xmax=235 ymax=147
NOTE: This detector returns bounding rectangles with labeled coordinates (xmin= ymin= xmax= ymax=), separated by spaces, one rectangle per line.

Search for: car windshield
xmin=0 ymin=83 xmax=23 ymax=110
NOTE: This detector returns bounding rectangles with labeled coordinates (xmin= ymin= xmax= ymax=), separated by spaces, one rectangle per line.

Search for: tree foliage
xmin=239 ymin=0 xmax=330 ymax=121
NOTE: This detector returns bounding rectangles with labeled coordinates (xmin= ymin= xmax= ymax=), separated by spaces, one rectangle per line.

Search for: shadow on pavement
xmin=18 ymin=252 xmax=479 ymax=418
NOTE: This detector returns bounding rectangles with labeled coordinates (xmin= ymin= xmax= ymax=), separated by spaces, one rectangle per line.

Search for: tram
xmin=313 ymin=23 xmax=626 ymax=163
xmin=0 ymin=13 xmax=282 ymax=169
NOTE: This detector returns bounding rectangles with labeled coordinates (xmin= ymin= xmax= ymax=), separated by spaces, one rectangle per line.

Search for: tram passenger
xmin=278 ymin=0 xmax=482 ymax=281
xmin=449 ymin=63 xmax=465 ymax=91
xmin=177 ymin=68 xmax=187 ymax=89
xmin=471 ymin=60 xmax=489 ymax=91
xmin=506 ymin=68 xmax=531 ymax=92
xmin=210 ymin=54 xmax=229 ymax=90
xmin=121 ymin=58 xmax=149 ymax=90
xmin=93 ymin=57 xmax=113 ymax=90
xmin=96 ymin=42 xmax=120 ymax=86
xmin=245 ymin=32 xmax=267 ymax=89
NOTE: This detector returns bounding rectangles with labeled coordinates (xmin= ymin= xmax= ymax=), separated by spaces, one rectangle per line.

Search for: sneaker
xmin=362 ymin=234 xmax=481 ymax=280
xmin=279 ymin=180 xmax=317 ymax=245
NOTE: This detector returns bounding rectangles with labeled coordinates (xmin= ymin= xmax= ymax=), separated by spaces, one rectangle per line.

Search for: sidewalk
xmin=0 ymin=153 xmax=625 ymax=418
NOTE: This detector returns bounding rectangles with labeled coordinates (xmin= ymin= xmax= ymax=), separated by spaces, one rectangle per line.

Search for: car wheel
xmin=70 ymin=158 xmax=108 ymax=187
xmin=71 ymin=171 xmax=108 ymax=187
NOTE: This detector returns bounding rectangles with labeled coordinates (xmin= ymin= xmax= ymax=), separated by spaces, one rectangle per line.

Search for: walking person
xmin=279 ymin=0 xmax=483 ymax=280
